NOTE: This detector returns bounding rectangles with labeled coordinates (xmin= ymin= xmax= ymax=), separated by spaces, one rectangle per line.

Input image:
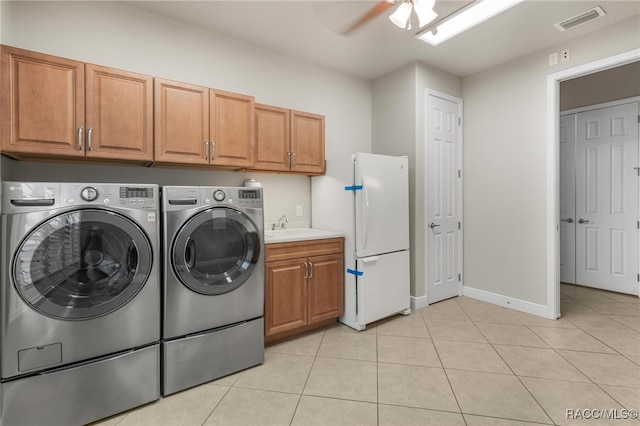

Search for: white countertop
xmin=264 ymin=228 xmax=344 ymax=244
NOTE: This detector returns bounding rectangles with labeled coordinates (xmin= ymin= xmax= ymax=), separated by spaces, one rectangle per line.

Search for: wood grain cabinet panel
xmin=1 ymin=46 xmax=85 ymax=157
xmin=264 ymin=238 xmax=344 ymax=343
xmin=1 ymin=46 xmax=153 ymax=162
xmin=85 ymin=64 xmax=153 ymax=161
xmin=290 ymin=110 xmax=325 ymax=174
xmin=254 ymin=104 xmax=290 ymax=172
xmin=252 ymin=105 xmax=325 ymax=175
xmin=154 ymin=79 xmax=255 ymax=168
xmin=154 ymin=78 xmax=209 ymax=165
xmin=210 ymin=89 xmax=254 ymax=168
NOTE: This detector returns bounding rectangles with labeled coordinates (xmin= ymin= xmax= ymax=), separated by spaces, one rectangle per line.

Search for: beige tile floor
xmin=97 ymin=284 xmax=640 ymax=425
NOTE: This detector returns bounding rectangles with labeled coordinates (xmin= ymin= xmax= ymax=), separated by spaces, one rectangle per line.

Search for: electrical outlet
xmin=561 ymin=48 xmax=571 ymax=62
xmin=549 ymin=52 xmax=559 ymax=66
xmin=296 ymin=205 xmax=303 ymax=217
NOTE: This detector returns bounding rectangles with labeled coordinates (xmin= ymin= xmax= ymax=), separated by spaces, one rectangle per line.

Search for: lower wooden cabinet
xmin=264 ymin=238 xmax=344 ymax=343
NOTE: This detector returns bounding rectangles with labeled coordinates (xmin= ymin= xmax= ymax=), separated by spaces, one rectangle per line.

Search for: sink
xmin=264 ymin=228 xmax=343 ymax=243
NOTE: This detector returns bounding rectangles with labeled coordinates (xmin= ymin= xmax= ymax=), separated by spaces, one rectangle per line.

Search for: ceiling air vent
xmin=554 ymin=6 xmax=606 ymax=31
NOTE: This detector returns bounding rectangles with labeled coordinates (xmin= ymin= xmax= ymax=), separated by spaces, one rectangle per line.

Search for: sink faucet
xmin=275 ymin=214 xmax=288 ymax=230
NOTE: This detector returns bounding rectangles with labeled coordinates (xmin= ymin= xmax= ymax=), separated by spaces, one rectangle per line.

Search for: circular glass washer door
xmin=12 ymin=209 xmax=153 ymax=320
xmin=172 ymin=207 xmax=261 ymax=295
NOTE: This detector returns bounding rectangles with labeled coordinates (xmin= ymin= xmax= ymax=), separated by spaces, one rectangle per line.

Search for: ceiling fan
xmin=344 ymin=0 xmax=438 ymax=34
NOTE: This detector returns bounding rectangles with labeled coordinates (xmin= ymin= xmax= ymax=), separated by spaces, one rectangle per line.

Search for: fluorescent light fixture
xmin=416 ymin=0 xmax=525 ymax=46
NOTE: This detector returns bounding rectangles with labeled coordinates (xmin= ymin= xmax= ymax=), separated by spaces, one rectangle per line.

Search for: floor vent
xmin=554 ymin=6 xmax=606 ymax=31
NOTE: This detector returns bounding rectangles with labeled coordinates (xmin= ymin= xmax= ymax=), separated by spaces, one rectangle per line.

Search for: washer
xmin=162 ymin=186 xmax=264 ymax=396
xmin=0 ymin=182 xmax=160 ymax=425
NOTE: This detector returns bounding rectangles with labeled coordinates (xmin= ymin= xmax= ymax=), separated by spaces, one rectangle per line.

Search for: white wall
xmin=462 ymin=16 xmax=640 ymax=306
xmin=0 ymin=1 xmax=372 ymax=227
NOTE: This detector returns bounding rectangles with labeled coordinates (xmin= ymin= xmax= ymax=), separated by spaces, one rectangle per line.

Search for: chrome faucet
xmin=275 ymin=214 xmax=288 ymax=230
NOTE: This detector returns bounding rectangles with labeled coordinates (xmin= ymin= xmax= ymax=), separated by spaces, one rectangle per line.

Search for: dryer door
xmin=12 ymin=209 xmax=153 ymax=320
xmin=172 ymin=207 xmax=261 ymax=295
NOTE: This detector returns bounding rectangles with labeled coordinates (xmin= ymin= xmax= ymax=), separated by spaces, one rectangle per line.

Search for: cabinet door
xmin=154 ymin=78 xmax=209 ymax=165
xmin=253 ymin=104 xmax=290 ymax=172
xmin=1 ymin=46 xmax=85 ymax=157
xmin=209 ymin=89 xmax=254 ymax=168
xmin=265 ymin=259 xmax=307 ymax=338
xmin=86 ymin=64 xmax=153 ymax=161
xmin=308 ymin=253 xmax=344 ymax=324
xmin=290 ymin=110 xmax=325 ymax=174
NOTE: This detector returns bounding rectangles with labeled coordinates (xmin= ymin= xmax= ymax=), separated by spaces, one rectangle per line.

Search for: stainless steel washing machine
xmin=162 ymin=186 xmax=264 ymax=395
xmin=0 ymin=182 xmax=160 ymax=425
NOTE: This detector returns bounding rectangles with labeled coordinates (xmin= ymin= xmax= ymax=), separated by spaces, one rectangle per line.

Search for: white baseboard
xmin=411 ymin=294 xmax=428 ymax=311
xmin=463 ymin=285 xmax=554 ymax=319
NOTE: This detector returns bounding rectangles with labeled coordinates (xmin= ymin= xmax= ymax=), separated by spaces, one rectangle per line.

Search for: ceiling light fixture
xmin=390 ymin=0 xmax=438 ymax=31
xmin=416 ymin=0 xmax=525 ymax=46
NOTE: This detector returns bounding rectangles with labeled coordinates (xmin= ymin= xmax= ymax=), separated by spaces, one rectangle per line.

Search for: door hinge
xmin=637 ymin=115 xmax=640 ymax=123
xmin=458 ymin=170 xmax=461 ymax=178
xmin=458 ymin=117 xmax=461 ymax=126
xmin=635 ymin=167 xmax=640 ymax=176
xmin=637 ymin=273 xmax=639 ymax=282
xmin=458 ymin=221 xmax=461 ymax=230
xmin=637 ymin=221 xmax=639 ymax=229
xmin=458 ymin=273 xmax=461 ymax=282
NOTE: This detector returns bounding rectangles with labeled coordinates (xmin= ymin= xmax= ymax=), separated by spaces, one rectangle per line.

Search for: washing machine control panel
xmin=80 ymin=186 xmax=99 ymax=202
xmin=213 ymin=189 xmax=226 ymax=202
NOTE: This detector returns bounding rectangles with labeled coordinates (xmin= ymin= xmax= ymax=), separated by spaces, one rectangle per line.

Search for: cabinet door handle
xmin=308 ymin=261 xmax=313 ymax=279
xmin=291 ymin=152 xmax=296 ymax=167
xmin=211 ymin=141 xmax=216 ymax=160
xmin=87 ymin=128 xmax=93 ymax=151
xmin=303 ymin=262 xmax=308 ymax=279
xmin=204 ymin=141 xmax=209 ymax=159
xmin=77 ymin=127 xmax=83 ymax=150
xmin=286 ymin=152 xmax=291 ymax=167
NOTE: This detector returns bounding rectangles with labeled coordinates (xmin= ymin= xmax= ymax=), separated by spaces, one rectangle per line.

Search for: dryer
xmin=162 ymin=186 xmax=264 ymax=395
xmin=0 ymin=182 xmax=160 ymax=425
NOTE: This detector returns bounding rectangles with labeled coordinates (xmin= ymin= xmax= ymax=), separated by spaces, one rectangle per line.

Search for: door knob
xmin=577 ymin=218 xmax=590 ymax=224
xmin=429 ymin=222 xmax=440 ymax=229
xmin=560 ymin=218 xmax=574 ymax=223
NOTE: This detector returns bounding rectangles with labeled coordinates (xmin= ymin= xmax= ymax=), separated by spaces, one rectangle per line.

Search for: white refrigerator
xmin=312 ymin=152 xmax=410 ymax=330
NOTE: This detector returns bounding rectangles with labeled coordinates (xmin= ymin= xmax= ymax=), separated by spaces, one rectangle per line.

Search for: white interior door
xmin=559 ymin=113 xmax=576 ymax=284
xmin=426 ymin=92 xmax=461 ymax=304
xmin=575 ymin=102 xmax=639 ymax=295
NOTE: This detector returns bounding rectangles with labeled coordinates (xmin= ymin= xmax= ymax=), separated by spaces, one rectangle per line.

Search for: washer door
xmin=12 ymin=209 xmax=153 ymax=320
xmin=172 ymin=207 xmax=260 ymax=295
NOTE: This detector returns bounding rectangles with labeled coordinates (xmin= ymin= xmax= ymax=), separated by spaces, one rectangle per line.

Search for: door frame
xmin=425 ymin=89 xmax=464 ymax=303
xmin=546 ymin=49 xmax=640 ymax=319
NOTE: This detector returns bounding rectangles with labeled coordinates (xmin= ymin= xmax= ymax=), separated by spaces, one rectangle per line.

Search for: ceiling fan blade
xmin=343 ymin=1 xmax=395 ymax=35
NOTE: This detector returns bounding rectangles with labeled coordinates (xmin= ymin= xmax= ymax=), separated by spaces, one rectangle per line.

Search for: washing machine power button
xmin=81 ymin=187 xmax=99 ymax=202
xmin=213 ymin=190 xmax=226 ymax=202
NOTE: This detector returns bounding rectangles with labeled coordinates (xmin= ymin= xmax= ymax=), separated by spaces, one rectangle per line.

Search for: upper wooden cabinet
xmin=1 ymin=46 xmax=153 ymax=162
xmin=154 ymin=78 xmax=255 ymax=168
xmin=290 ymin=110 xmax=325 ymax=174
xmin=254 ymin=104 xmax=290 ymax=172
xmin=253 ymin=104 xmax=325 ymax=175
xmin=85 ymin=64 xmax=153 ymax=161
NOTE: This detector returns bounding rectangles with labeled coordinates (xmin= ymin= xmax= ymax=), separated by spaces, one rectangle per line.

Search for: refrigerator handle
xmin=360 ymin=175 xmax=370 ymax=250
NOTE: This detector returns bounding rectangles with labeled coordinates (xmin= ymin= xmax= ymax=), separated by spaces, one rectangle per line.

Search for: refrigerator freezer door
xmin=354 ymin=153 xmax=409 ymax=257
xmin=357 ymin=250 xmax=410 ymax=325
